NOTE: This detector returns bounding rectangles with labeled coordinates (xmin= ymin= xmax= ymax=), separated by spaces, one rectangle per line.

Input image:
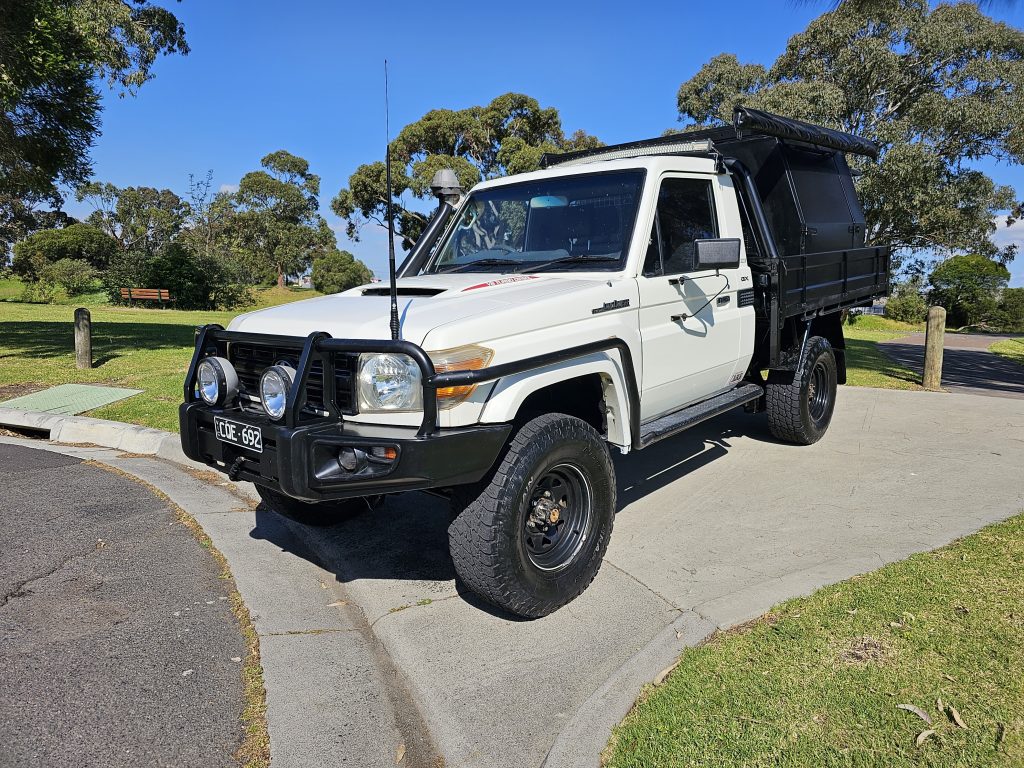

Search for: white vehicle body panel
xmin=225 ymin=155 xmax=757 ymax=446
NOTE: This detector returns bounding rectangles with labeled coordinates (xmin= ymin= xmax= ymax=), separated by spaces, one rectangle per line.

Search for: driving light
xmin=357 ymin=354 xmax=422 ymax=412
xmin=260 ymin=365 xmax=295 ymax=421
xmin=429 ymin=345 xmax=494 ymax=409
xmin=197 ymin=356 xmax=239 ymax=406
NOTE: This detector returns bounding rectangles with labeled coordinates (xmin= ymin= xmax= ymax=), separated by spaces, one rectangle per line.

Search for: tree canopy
xmin=674 ymin=0 xmax=1024 ymax=272
xmin=331 ymin=93 xmax=602 ymax=250
xmin=927 ymin=253 xmax=1010 ymax=326
xmin=11 ymin=222 xmax=117 ymax=279
xmin=311 ymin=249 xmax=374 ymax=295
xmin=233 ymin=150 xmax=335 ymax=288
xmin=0 ymin=0 xmax=187 ymax=252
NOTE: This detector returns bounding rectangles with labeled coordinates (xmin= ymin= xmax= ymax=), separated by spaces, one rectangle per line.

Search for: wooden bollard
xmin=74 ymin=307 xmax=92 ymax=369
xmin=922 ymin=305 xmax=945 ymax=390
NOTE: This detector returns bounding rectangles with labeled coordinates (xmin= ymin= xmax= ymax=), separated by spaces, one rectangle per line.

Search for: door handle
xmin=717 ymin=296 xmax=730 ymax=306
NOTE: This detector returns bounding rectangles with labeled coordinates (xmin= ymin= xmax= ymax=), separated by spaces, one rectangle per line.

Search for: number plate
xmin=213 ymin=416 xmax=263 ymax=453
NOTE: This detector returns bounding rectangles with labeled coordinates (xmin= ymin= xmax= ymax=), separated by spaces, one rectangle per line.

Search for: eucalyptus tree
xmin=675 ymin=0 xmax=1024 ymax=273
xmin=332 ymin=93 xmax=602 ymax=250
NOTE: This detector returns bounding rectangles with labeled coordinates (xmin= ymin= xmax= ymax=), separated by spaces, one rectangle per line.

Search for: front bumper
xmin=179 ymin=402 xmax=512 ymax=502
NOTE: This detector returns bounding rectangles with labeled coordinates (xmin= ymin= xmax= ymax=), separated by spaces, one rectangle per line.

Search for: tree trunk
xmin=277 ymin=267 xmax=285 ymax=289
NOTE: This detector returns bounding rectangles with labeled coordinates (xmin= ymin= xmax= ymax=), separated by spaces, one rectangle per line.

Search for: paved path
xmin=262 ymin=387 xmax=1024 ymax=767
xmin=5 ymin=386 xmax=1022 ymax=768
xmin=879 ymin=332 xmax=1024 ymax=399
xmin=0 ymin=443 xmax=246 ymax=768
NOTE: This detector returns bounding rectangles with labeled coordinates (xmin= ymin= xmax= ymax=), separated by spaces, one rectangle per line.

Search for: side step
xmin=637 ymin=382 xmax=764 ymax=450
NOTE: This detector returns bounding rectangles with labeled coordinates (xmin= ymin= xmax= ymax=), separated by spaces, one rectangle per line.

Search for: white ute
xmin=181 ymin=108 xmax=890 ymax=617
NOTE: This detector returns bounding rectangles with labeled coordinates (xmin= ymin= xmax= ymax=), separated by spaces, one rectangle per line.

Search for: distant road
xmin=879 ymin=333 xmax=1024 ymax=399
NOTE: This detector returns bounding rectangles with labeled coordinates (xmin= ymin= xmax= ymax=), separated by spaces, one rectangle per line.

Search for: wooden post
xmin=74 ymin=307 xmax=92 ymax=370
xmin=923 ymin=305 xmax=945 ymax=390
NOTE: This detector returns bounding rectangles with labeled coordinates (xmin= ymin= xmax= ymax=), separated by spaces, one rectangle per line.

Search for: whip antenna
xmin=384 ymin=60 xmax=400 ymax=340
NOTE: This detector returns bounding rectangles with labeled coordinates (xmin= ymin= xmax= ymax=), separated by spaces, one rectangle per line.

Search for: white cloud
xmin=219 ymin=183 xmax=239 ymax=194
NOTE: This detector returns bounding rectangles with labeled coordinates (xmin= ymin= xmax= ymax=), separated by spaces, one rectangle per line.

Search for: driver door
xmin=637 ymin=175 xmax=746 ymax=421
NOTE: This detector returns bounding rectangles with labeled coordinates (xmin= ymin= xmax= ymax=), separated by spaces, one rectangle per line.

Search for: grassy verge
xmin=990 ymin=338 xmax=1024 ymax=367
xmin=842 ymin=315 xmax=924 ymax=390
xmin=0 ymin=287 xmax=318 ymax=431
xmin=605 ymin=512 xmax=1024 ymax=768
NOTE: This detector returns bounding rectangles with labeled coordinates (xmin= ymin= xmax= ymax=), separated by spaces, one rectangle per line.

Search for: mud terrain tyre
xmin=766 ymin=335 xmax=837 ymax=445
xmin=256 ymin=486 xmax=383 ymax=527
xmin=448 ymin=413 xmax=616 ymax=619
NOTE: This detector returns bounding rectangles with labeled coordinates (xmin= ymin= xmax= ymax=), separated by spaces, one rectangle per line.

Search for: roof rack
xmin=540 ymin=107 xmax=879 ymax=169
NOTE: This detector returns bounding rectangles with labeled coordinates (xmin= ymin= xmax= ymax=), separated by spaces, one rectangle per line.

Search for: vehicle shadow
xmin=248 ymin=408 xmax=777 ymax=613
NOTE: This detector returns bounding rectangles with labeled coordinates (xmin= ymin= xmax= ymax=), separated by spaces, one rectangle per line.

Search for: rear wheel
xmin=256 ymin=486 xmax=383 ymax=527
xmin=448 ymin=413 xmax=615 ymax=619
xmin=766 ymin=335 xmax=837 ymax=445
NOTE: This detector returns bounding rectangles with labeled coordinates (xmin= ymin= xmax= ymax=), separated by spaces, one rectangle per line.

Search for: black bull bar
xmin=184 ymin=325 xmax=643 ymax=445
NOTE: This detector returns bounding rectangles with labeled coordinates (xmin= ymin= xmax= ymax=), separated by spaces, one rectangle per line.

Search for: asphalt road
xmin=879 ymin=332 xmax=1024 ymax=399
xmin=0 ymin=443 xmax=246 ymax=768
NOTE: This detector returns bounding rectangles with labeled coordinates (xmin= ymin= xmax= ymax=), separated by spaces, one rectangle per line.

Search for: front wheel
xmin=766 ymin=335 xmax=838 ymax=445
xmin=256 ymin=486 xmax=383 ymax=527
xmin=448 ymin=413 xmax=616 ymax=619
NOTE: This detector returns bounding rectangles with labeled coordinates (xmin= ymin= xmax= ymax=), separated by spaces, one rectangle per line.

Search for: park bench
xmin=120 ymin=287 xmax=171 ymax=307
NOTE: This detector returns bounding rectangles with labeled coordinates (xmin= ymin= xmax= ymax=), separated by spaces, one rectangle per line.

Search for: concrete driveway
xmin=260 ymin=386 xmax=1024 ymax=768
xmin=879 ymin=332 xmax=1024 ymax=399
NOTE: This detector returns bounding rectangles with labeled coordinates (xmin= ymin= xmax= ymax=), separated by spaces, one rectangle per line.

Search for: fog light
xmin=338 ymin=447 xmax=367 ymax=472
xmin=259 ymin=365 xmax=295 ymax=421
xmin=197 ymin=356 xmax=239 ymax=406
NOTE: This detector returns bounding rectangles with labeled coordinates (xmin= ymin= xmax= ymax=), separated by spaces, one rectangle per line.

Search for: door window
xmin=642 ymin=178 xmax=718 ymax=276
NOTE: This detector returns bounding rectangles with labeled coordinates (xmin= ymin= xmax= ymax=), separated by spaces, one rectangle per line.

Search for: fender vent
xmin=738 ymin=288 xmax=756 ymax=308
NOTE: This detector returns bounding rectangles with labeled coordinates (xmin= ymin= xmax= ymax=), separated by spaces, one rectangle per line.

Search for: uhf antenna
xmin=384 ymin=60 xmax=400 ymax=340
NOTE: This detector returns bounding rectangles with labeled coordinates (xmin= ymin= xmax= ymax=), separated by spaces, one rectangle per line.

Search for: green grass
xmin=606 ymin=512 xmax=1024 ymax=768
xmin=0 ymin=276 xmax=26 ymax=301
xmin=0 ymin=287 xmax=318 ymax=432
xmin=990 ymin=338 xmax=1024 ymax=367
xmin=842 ymin=315 xmax=924 ymax=390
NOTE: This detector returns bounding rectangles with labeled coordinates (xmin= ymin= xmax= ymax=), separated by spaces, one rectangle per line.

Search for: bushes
xmin=311 ymin=249 xmax=373 ymax=294
xmin=884 ymin=278 xmax=928 ymax=324
xmin=12 ymin=224 xmax=117 ymax=279
xmin=19 ymin=257 xmax=99 ymax=303
xmin=103 ymin=244 xmax=252 ymax=310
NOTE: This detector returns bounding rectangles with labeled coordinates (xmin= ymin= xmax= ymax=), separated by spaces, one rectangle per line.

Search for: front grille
xmin=226 ymin=343 xmax=359 ymax=416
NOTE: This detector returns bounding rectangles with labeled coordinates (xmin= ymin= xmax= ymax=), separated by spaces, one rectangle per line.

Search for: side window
xmin=643 ymin=178 xmax=718 ymax=276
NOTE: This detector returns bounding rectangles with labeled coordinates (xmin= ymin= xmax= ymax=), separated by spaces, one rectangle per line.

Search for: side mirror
xmin=695 ymin=238 xmax=741 ymax=271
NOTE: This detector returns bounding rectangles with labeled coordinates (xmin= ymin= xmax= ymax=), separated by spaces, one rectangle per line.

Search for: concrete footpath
xmin=3 ymin=386 xmax=1023 ymax=768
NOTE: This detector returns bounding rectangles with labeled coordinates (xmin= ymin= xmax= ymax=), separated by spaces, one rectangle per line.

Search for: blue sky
xmin=67 ymin=0 xmax=1024 ymax=286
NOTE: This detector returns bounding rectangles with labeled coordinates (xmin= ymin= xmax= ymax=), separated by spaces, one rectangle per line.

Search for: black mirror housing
xmin=695 ymin=238 xmax=741 ymax=271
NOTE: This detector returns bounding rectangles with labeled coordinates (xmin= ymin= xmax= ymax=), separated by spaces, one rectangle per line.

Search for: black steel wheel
xmin=448 ymin=413 xmax=615 ymax=619
xmin=256 ymin=486 xmax=383 ymax=527
xmin=766 ymin=335 xmax=838 ymax=445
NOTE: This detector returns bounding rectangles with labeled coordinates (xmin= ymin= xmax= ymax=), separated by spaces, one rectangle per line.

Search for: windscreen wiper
xmin=527 ymin=254 xmax=621 ymax=273
xmin=438 ymin=257 xmax=522 ymax=273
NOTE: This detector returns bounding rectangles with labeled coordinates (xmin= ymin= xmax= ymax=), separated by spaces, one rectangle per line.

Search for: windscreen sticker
xmin=462 ymin=275 xmax=541 ymax=292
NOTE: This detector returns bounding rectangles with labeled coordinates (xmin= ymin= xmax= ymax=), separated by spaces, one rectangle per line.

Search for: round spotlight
xmin=197 ymin=356 xmax=238 ymax=406
xmin=259 ymin=365 xmax=295 ymax=421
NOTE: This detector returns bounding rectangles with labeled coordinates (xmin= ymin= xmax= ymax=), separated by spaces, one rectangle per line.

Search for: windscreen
xmin=424 ymin=170 xmax=644 ymax=274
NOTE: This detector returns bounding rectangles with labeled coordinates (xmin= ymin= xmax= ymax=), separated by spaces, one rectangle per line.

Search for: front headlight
xmin=357 ymin=354 xmax=422 ymax=412
xmin=429 ymin=345 xmax=494 ymax=410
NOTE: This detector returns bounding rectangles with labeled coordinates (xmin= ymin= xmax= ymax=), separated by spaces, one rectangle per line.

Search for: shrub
xmin=884 ymin=278 xmax=928 ymax=324
xmin=311 ymin=249 xmax=373 ymax=294
xmin=12 ymin=224 xmax=117 ymax=279
xmin=38 ymin=258 xmax=98 ymax=296
xmin=103 ymin=244 xmax=252 ymax=310
xmin=20 ymin=282 xmax=70 ymax=304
